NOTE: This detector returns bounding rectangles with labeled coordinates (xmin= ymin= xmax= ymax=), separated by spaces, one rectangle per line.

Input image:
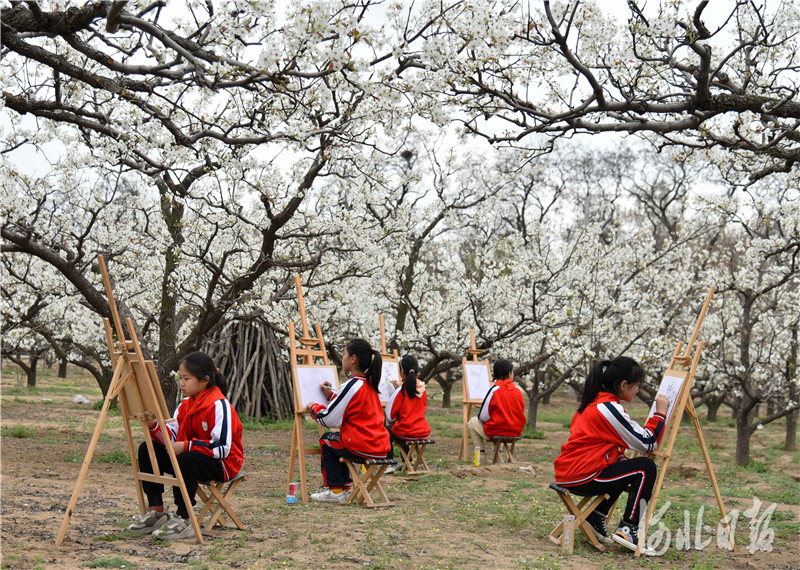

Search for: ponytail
xmin=400 ymin=355 xmax=420 ymax=398
xmin=346 ymin=338 xmax=383 ymax=393
xmin=577 ymin=356 xmax=645 ymax=412
xmin=179 ymin=351 xmax=228 ymax=396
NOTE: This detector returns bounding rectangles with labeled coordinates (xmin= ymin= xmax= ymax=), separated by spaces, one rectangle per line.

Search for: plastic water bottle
xmin=474 ymin=446 xmax=481 ymax=466
xmin=286 ymin=482 xmax=297 ymax=504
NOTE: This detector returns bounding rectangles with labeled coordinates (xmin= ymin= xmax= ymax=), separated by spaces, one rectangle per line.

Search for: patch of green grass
xmin=2 ymin=386 xmax=42 ymax=396
xmin=241 ymin=416 xmax=293 ymax=431
xmin=1 ymin=425 xmax=35 ymax=438
xmin=84 ymin=556 xmax=136 ymax=568
xmin=743 ymin=460 xmax=769 ymax=473
xmin=92 ymin=531 xmax=140 ymax=542
xmin=521 ymin=426 xmax=546 ymax=439
xmin=537 ymin=407 xmax=576 ymax=426
xmin=757 ymin=475 xmax=800 ymax=505
xmin=99 ymin=448 xmax=130 ymax=464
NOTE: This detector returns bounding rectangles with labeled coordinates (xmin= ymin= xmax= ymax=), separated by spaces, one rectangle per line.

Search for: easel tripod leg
xmin=55 ymin=394 xmax=115 ymax=545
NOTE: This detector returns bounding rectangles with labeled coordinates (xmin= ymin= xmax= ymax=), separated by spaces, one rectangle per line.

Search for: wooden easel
xmin=285 ymin=276 xmax=332 ymax=503
xmin=635 ymin=286 xmax=736 ymax=556
xmin=378 ymin=315 xmax=401 ymax=405
xmin=57 ymin=256 xmax=204 ymax=544
xmin=379 ymin=315 xmax=399 ymax=363
xmin=458 ymin=329 xmax=489 ymax=460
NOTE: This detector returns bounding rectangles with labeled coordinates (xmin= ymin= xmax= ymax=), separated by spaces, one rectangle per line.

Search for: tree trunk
xmin=440 ymin=383 xmax=452 ymax=409
xmin=433 ymin=371 xmax=456 ymax=409
xmin=527 ymin=395 xmax=539 ymax=430
xmin=7 ymin=354 xmax=33 ymax=387
xmin=157 ymin=358 xmax=180 ymax=411
xmin=542 ymin=392 xmax=551 ymax=405
xmin=786 ymin=409 xmax=798 ymax=452
xmin=735 ymin=404 xmax=756 ymax=466
xmin=705 ymin=395 xmax=723 ymax=422
xmin=27 ymin=353 xmax=38 ymax=387
xmin=58 ymin=358 xmax=68 ymax=378
xmin=785 ymin=322 xmax=798 ymax=451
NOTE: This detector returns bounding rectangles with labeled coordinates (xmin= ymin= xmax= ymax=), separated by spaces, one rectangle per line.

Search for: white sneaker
xmin=612 ymin=523 xmax=658 ymax=556
xmin=127 ymin=510 xmax=169 ymax=534
xmin=310 ymin=488 xmax=350 ymax=503
xmin=152 ymin=516 xmax=195 ymax=540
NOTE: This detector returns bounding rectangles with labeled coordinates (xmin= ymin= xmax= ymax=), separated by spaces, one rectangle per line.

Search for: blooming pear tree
xmin=697 ymin=176 xmax=800 ymax=466
xmin=1 ymin=0 xmax=463 ymax=402
xmin=415 ymin=0 xmax=800 ymax=183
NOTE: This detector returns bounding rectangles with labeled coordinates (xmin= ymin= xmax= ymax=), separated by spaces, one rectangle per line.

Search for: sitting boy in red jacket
xmin=467 ymin=359 xmax=525 ymax=455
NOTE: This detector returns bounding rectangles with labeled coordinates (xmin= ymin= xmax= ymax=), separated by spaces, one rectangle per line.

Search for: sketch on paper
xmin=379 ymin=360 xmax=401 ymax=403
xmin=295 ymin=365 xmax=338 ymax=411
xmin=464 ymin=361 xmax=492 ymax=401
xmin=648 ymin=374 xmax=686 ymax=424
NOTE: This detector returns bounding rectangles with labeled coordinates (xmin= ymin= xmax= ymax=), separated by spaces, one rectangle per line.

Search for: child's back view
xmin=385 ymin=355 xmax=431 ymax=459
xmin=467 ymin=359 xmax=525 ymax=455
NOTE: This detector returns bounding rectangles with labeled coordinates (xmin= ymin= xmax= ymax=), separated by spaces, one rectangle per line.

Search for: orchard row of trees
xmin=1 ymin=1 xmax=798 ymax=466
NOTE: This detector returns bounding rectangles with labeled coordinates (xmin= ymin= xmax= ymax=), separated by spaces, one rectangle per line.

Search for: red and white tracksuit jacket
xmin=554 ymin=391 xmax=666 ymax=486
xmin=478 ymin=378 xmax=526 ymax=438
xmin=150 ymin=385 xmax=244 ymax=481
xmin=309 ymin=374 xmax=390 ymax=458
xmin=385 ymin=385 xmax=431 ymax=440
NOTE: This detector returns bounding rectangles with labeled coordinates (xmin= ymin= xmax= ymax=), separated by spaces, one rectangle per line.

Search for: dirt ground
xmin=1 ymin=370 xmax=798 ymax=569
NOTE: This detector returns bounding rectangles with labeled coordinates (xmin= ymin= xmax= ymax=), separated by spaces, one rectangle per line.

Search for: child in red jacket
xmin=554 ymin=356 xmax=668 ymax=554
xmin=467 ymin=359 xmax=526 ymax=454
xmin=385 ymin=355 xmax=431 ymax=460
xmin=127 ymin=351 xmax=244 ymax=540
xmin=307 ymin=338 xmax=391 ymax=503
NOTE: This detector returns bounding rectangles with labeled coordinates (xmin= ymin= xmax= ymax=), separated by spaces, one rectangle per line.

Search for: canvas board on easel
xmin=286 ymin=276 xmax=339 ymax=503
xmin=293 ymin=365 xmax=339 ymax=412
xmin=458 ymin=329 xmax=491 ymax=460
xmin=463 ymin=360 xmax=492 ymax=403
xmin=630 ymin=286 xmax=736 ymax=557
xmin=379 ymin=359 xmax=401 ymax=404
xmin=57 ymin=256 xmax=204 ymax=545
xmin=646 ymin=370 xmax=687 ymax=426
xmin=376 ymin=315 xmax=401 ymax=405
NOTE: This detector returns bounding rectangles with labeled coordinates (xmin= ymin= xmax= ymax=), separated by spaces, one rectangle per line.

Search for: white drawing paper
xmin=379 ymin=360 xmax=401 ymax=403
xmin=464 ymin=361 xmax=492 ymax=401
xmin=295 ymin=365 xmax=338 ymax=411
xmin=648 ymin=374 xmax=686 ymax=424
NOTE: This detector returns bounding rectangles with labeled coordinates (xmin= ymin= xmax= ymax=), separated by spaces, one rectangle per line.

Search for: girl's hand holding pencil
xmin=654 ymin=394 xmax=669 ymax=415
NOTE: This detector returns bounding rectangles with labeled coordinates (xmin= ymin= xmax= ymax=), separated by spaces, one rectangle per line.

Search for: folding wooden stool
xmin=398 ymin=439 xmax=435 ymax=475
xmin=548 ymin=482 xmax=610 ymax=552
xmin=196 ymin=473 xmax=249 ymax=532
xmin=340 ymin=457 xmax=397 ymax=508
xmin=488 ymin=436 xmax=520 ymax=464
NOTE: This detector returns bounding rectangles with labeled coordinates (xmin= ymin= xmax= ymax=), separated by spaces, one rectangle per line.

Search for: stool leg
xmin=398 ymin=446 xmax=413 ymax=474
xmin=549 ymin=493 xmax=607 ymax=552
xmin=203 ymin=482 xmax=229 ymax=531
xmin=215 ymin=480 xmax=247 ymax=530
xmin=411 ymin=444 xmax=428 ymax=473
xmin=505 ymin=441 xmax=516 ymax=463
xmin=196 ymin=485 xmax=214 ymax=529
xmin=343 ymin=461 xmax=369 ymax=505
xmin=492 ymin=441 xmax=501 ymax=464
